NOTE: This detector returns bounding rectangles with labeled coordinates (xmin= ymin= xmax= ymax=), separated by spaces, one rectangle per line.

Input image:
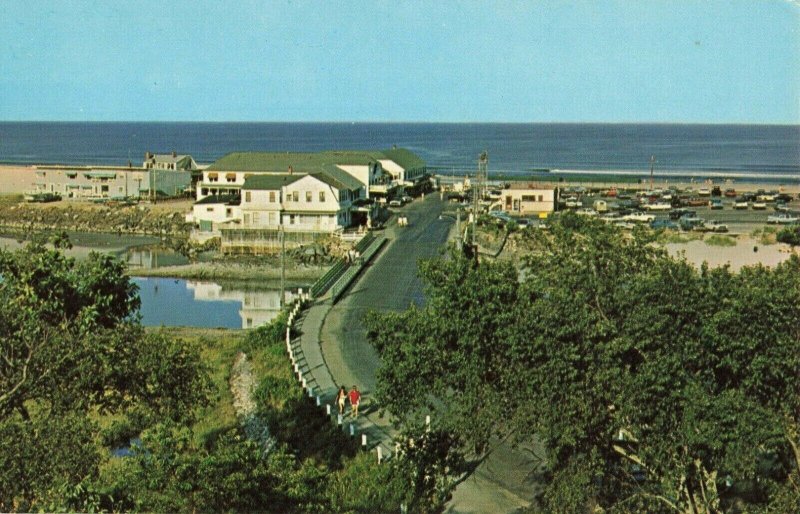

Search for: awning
xmin=207 ymin=172 xmax=218 ymax=179
xmin=226 ymin=173 xmax=236 ymax=180
xmin=84 ymin=172 xmax=117 ymax=179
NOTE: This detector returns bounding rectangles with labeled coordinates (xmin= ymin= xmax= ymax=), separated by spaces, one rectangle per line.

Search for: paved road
xmin=319 ymin=195 xmax=535 ymax=513
xmin=320 ymin=195 xmax=452 ymax=402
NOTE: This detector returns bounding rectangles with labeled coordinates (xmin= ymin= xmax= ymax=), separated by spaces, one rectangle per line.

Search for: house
xmin=378 ymin=147 xmax=428 ymax=185
xmin=196 ymin=148 xmax=426 ymax=202
xmin=30 ymin=163 xmax=192 ymax=200
xmin=143 ymin=152 xmax=198 ymax=171
xmin=500 ymin=184 xmax=558 ymax=216
xmin=190 ymin=194 xmax=241 ymax=232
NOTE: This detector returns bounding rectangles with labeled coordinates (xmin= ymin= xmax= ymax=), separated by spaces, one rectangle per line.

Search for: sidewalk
xmin=291 ymin=298 xmax=396 ymax=459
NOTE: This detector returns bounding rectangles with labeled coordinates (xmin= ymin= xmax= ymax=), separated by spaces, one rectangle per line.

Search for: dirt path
xmin=230 ymin=351 xmax=275 ymax=450
xmin=230 ymin=352 xmax=257 ymax=417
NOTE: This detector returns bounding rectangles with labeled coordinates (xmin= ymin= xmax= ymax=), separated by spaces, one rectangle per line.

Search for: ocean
xmin=0 ymin=122 xmax=797 ymax=183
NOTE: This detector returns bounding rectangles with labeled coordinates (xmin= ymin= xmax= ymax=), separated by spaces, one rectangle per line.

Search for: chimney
xmin=288 ymin=166 xmax=293 ymax=175
xmin=172 ymin=151 xmax=177 ymax=158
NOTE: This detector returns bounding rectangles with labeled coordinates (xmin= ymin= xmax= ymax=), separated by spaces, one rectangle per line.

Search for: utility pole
xmin=649 ymin=155 xmax=656 ymax=192
xmin=280 ymin=223 xmax=286 ymax=308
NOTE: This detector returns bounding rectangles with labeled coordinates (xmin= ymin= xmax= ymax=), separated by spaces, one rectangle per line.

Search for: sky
xmin=1 ymin=0 xmax=798 ymax=123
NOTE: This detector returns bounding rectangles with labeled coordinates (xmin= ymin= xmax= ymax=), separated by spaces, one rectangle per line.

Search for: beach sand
xmin=665 ymin=236 xmax=798 ymax=271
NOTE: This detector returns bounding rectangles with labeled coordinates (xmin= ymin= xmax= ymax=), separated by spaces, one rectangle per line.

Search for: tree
xmin=366 ymin=214 xmax=800 ymax=512
xmin=0 ymin=242 xmax=211 ymax=508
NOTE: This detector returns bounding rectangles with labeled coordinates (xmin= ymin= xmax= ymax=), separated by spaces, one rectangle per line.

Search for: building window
xmin=244 ymin=214 xmax=250 ymax=224
xmin=292 ymin=191 xmax=299 ymax=202
xmin=269 ymin=191 xmax=275 ymax=202
xmin=202 ymin=188 xmax=209 ymax=196
xmin=289 ymin=214 xmax=295 ymax=225
xmin=206 ymin=207 xmax=214 ymax=212
xmin=245 ymin=191 xmax=251 ymax=202
xmin=226 ymin=208 xmax=232 ymax=216
xmin=306 ymin=191 xmax=312 ymax=202
xmin=101 ymin=185 xmax=109 ymax=192
xmin=538 ymin=195 xmax=544 ymax=202
xmin=319 ymin=191 xmax=325 ymax=202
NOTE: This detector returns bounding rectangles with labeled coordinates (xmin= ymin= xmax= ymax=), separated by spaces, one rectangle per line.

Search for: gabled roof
xmin=380 ymin=148 xmax=426 ymax=170
xmin=316 ymin=165 xmax=364 ymax=191
xmin=206 ymin=151 xmax=378 ymax=172
xmin=242 ymin=174 xmax=303 ymax=190
xmin=195 ymin=194 xmax=241 ymax=206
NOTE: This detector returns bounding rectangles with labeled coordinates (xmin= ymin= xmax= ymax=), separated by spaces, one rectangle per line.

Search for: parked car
xmin=774 ymin=202 xmax=790 ymax=212
xmin=650 ymin=219 xmax=678 ymax=230
xmin=711 ymin=186 xmax=722 ymax=197
xmin=741 ymin=192 xmax=757 ymax=202
xmin=752 ymin=201 xmax=767 ymax=210
xmin=670 ymin=208 xmax=696 ymax=220
xmin=709 ymin=199 xmax=724 ymax=209
xmin=686 ymin=197 xmax=708 ymax=207
xmin=724 ymin=188 xmax=737 ymax=198
xmin=643 ymin=202 xmax=671 ymax=211
xmin=389 ymin=199 xmax=403 ymax=207
xmin=698 ymin=188 xmax=711 ymax=196
xmin=623 ymin=212 xmax=655 ymax=223
xmin=679 ymin=215 xmax=704 ymax=231
xmin=756 ymin=193 xmax=777 ymax=202
xmin=576 ymin=208 xmax=599 ymax=217
xmin=698 ymin=220 xmax=729 ymax=233
xmin=401 ymin=195 xmax=413 ymax=204
xmin=767 ymin=213 xmax=800 ymax=224
xmin=774 ymin=193 xmax=793 ymax=203
xmin=733 ymin=198 xmax=749 ymax=209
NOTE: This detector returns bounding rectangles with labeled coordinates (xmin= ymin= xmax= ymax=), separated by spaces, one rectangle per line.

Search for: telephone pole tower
xmin=472 ymin=151 xmax=488 ymax=242
xmin=649 ymin=155 xmax=656 ymax=191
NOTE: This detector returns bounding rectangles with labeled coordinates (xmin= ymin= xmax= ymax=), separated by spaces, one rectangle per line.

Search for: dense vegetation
xmin=366 ymin=214 xmax=800 ymax=513
xmin=0 ymin=239 xmax=454 ymax=512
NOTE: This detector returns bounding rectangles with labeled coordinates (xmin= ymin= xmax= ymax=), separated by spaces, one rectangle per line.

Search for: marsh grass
xmin=705 ymin=234 xmax=737 ymax=247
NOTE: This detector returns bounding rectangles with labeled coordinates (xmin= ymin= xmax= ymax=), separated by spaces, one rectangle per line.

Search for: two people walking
xmin=336 ymin=385 xmax=361 ymax=417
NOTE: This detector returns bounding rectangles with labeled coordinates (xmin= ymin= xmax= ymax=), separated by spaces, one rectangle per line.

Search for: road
xmin=319 ymin=194 xmax=535 ymax=513
xmin=320 ymin=195 xmax=451 ymax=402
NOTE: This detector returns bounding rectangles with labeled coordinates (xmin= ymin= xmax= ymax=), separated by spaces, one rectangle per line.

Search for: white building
xmin=500 ymin=185 xmax=558 ymax=216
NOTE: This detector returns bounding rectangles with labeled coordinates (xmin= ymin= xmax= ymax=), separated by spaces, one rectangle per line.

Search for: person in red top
xmin=348 ymin=385 xmax=361 ymax=417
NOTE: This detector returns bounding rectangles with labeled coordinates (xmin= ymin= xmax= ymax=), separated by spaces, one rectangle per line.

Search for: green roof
xmin=316 ymin=165 xmax=364 ymax=191
xmin=380 ymin=148 xmax=426 ymax=170
xmin=242 ymin=174 xmax=303 ymax=190
xmin=207 ymin=151 xmax=378 ymax=172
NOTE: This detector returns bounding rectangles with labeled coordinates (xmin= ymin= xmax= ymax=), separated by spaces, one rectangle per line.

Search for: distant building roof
xmin=380 ymin=148 xmax=426 ymax=170
xmin=145 ymin=152 xmax=197 ymax=170
xmin=316 ymin=165 xmax=364 ymax=191
xmin=504 ymin=183 xmax=557 ymax=191
xmin=242 ymin=174 xmax=303 ymax=190
xmin=205 ymin=149 xmax=425 ymax=173
xmin=195 ymin=194 xmax=241 ymax=206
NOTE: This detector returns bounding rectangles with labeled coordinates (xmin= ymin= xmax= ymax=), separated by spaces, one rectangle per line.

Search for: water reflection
xmin=134 ymin=277 xmax=301 ymax=329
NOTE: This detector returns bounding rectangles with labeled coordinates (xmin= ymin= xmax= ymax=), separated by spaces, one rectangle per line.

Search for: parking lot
xmin=564 ymin=191 xmax=799 ymax=235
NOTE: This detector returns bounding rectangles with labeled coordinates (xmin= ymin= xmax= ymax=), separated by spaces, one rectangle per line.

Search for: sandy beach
xmin=665 ymin=236 xmax=799 ymax=271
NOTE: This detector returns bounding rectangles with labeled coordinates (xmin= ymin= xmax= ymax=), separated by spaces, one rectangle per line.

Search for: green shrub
xmin=776 ymin=226 xmax=800 ymax=246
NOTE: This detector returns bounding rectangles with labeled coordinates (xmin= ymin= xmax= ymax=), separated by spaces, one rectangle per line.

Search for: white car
xmin=622 ymin=212 xmax=655 ymax=223
xmin=698 ymin=220 xmax=729 ymax=233
xmin=767 ymin=213 xmax=800 ymax=224
xmin=698 ymin=188 xmax=711 ymax=196
xmin=752 ymin=201 xmax=767 ymax=210
xmin=575 ymin=208 xmax=598 ymax=217
xmin=643 ymin=202 xmax=672 ymax=211
xmin=733 ymin=200 xmax=749 ymax=209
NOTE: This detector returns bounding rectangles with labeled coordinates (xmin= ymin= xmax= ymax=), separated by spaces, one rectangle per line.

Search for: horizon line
xmin=1 ymin=119 xmax=799 ymax=126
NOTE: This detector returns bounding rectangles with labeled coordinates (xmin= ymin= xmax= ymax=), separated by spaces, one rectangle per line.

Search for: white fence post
xmin=377 ymin=446 xmax=383 ymax=463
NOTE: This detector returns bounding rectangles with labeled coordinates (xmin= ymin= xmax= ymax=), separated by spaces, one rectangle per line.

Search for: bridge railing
xmin=329 ymin=236 xmax=386 ymax=304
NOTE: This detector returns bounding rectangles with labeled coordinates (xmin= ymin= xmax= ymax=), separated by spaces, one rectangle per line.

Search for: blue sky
xmin=1 ymin=1 xmax=798 ymax=123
